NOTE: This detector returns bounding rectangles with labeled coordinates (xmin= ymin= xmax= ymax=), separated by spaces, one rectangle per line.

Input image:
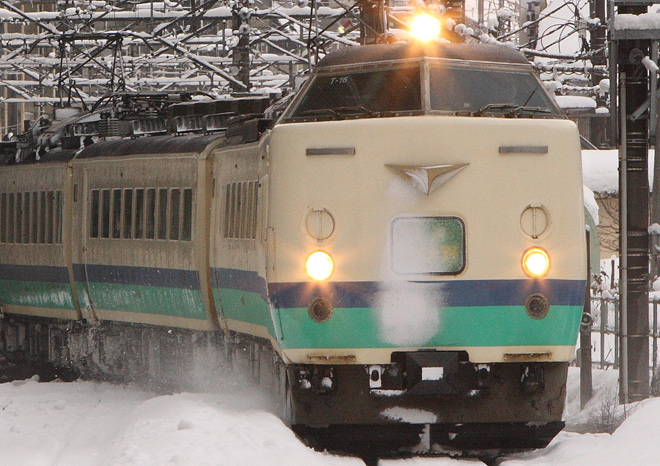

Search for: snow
xmin=614 ymin=13 xmax=660 ymax=31
xmin=501 ymin=398 xmax=660 ymax=466
xmin=555 ymin=95 xmax=597 ymax=109
xmin=0 ymin=377 xmax=362 ymax=465
xmin=642 ymin=56 xmax=659 ymax=74
xmin=376 ymin=280 xmax=443 ymax=347
xmin=0 ymin=366 xmax=658 ymax=465
xmin=380 ymin=407 xmax=438 ymax=424
xmin=582 ymin=149 xmax=619 ymax=194
xmin=583 ymin=186 xmax=599 ymax=226
xmin=582 ymin=149 xmax=658 ymax=194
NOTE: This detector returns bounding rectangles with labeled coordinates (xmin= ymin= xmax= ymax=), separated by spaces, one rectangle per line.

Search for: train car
xmin=265 ymin=42 xmax=586 ymax=451
xmin=0 ymin=153 xmax=76 ymax=321
xmin=0 ymin=41 xmax=587 ymax=455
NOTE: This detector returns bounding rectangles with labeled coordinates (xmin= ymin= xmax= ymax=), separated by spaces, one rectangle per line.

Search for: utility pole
xmin=589 ymin=0 xmax=607 ymax=146
xmin=359 ymin=0 xmax=387 ymax=45
xmin=612 ymin=0 xmax=652 ymax=404
xmin=580 ymin=230 xmax=593 ymax=409
xmin=231 ymin=1 xmax=252 ymax=92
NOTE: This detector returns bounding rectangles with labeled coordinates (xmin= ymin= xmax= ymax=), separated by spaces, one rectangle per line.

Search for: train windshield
xmin=286 ymin=66 xmax=422 ymax=121
xmin=429 ymin=66 xmax=558 ymax=116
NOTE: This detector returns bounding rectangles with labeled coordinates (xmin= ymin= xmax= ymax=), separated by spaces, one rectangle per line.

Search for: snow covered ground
xmin=0 ymin=367 xmax=658 ymax=465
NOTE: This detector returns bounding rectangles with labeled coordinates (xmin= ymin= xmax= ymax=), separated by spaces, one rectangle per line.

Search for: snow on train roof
xmin=77 ymin=133 xmax=227 ymax=159
xmin=316 ymin=42 xmax=530 ymax=68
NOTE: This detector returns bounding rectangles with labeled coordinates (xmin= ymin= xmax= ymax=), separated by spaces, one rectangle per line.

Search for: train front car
xmin=267 ymin=43 xmax=586 ymax=453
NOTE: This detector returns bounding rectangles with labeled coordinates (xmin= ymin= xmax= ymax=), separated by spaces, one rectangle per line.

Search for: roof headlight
xmin=522 ymin=247 xmax=550 ymax=278
xmin=306 ymin=251 xmax=334 ymax=281
xmin=410 ymin=13 xmax=442 ymax=42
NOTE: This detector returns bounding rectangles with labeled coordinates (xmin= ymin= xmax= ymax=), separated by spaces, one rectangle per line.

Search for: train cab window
xmin=286 ymin=66 xmax=422 ymax=121
xmin=429 ymin=66 xmax=557 ymax=116
xmin=157 ymin=188 xmax=168 ymax=240
xmin=0 ymin=193 xmax=6 ymax=243
xmin=135 ymin=189 xmax=145 ymax=239
xmin=101 ymin=189 xmax=111 ymax=238
xmin=182 ymin=188 xmax=193 ymax=241
xmin=170 ymin=188 xmax=181 ymax=240
xmin=123 ymin=189 xmax=133 ymax=239
xmin=146 ymin=188 xmax=156 ymax=239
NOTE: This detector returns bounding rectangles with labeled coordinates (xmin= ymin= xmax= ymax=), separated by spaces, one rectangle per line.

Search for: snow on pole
xmin=642 ymin=55 xmax=659 ymax=74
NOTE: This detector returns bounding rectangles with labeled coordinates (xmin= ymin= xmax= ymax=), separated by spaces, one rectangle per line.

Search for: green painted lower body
xmin=209 ymin=285 xmax=582 ymax=350
xmin=75 ymin=282 xmax=207 ymax=320
xmin=213 ymin=287 xmax=276 ymax=334
xmin=275 ymin=305 xmax=582 ymax=349
xmin=0 ymin=275 xmax=583 ymax=352
xmin=0 ymin=279 xmax=76 ymax=310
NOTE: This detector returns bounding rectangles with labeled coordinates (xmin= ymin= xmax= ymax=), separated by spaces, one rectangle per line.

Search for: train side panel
xmin=0 ymin=163 xmax=79 ymax=319
xmin=70 ymin=154 xmax=212 ymax=330
xmin=209 ymin=140 xmax=276 ymax=342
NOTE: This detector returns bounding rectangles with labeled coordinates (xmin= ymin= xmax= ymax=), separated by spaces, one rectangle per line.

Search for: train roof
xmin=77 ymin=133 xmax=226 ymax=159
xmin=316 ymin=42 xmax=529 ymax=68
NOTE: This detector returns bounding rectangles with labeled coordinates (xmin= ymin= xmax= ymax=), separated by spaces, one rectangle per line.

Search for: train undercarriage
xmin=0 ymin=310 xmax=568 ymax=458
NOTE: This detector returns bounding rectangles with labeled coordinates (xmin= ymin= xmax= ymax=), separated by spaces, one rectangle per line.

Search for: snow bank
xmin=1 ymin=366 xmax=659 ymax=464
xmin=0 ymin=379 xmax=361 ymax=466
xmin=501 ymin=398 xmax=660 ymax=465
xmin=582 ymin=149 xmax=619 ymax=194
xmin=582 ymin=149 xmax=656 ymax=194
xmin=108 ymin=393 xmax=358 ymax=466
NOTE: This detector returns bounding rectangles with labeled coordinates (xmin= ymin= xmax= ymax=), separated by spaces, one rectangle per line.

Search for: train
xmin=0 ymin=41 xmax=587 ymax=455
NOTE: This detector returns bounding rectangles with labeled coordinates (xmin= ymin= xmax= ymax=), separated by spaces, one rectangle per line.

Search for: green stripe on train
xmin=75 ymin=282 xmax=207 ymax=320
xmin=210 ymin=287 xmax=582 ymax=349
xmin=213 ymin=287 xmax=275 ymax=333
xmin=0 ymin=280 xmax=76 ymax=309
xmin=275 ymin=305 xmax=583 ymax=349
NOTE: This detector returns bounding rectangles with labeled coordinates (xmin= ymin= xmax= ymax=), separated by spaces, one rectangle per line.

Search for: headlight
xmin=410 ymin=13 xmax=441 ymax=42
xmin=522 ymin=247 xmax=550 ymax=278
xmin=306 ymin=251 xmax=334 ymax=281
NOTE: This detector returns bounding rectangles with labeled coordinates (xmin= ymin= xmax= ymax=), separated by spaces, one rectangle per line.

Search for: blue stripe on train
xmin=268 ymin=279 xmax=587 ymax=309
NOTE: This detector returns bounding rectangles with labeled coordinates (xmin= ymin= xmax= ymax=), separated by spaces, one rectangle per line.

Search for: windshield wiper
xmin=296 ymin=108 xmax=340 ymax=119
xmin=474 ymin=103 xmax=550 ymax=117
xmin=473 ymin=103 xmax=521 ymax=116
xmin=508 ymin=106 xmax=551 ymax=117
xmin=333 ymin=106 xmax=373 ymax=117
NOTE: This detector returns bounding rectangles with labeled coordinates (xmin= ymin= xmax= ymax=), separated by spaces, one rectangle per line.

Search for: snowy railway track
xmin=1 ymin=369 xmax=660 ymax=465
xmin=0 ymin=352 xmax=77 ymax=385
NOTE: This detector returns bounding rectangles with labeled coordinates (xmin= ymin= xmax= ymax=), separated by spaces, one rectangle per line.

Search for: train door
xmin=78 ymin=167 xmax=97 ymax=320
